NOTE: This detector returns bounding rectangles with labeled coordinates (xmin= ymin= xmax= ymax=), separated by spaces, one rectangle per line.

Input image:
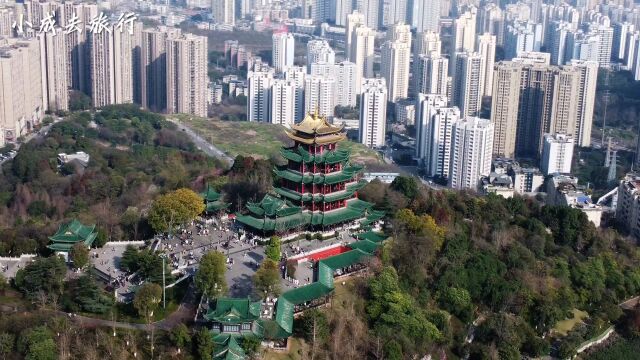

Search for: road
xmin=167 ymin=117 xmax=234 ymax=166
xmin=0 ymin=117 xmax=62 ymax=164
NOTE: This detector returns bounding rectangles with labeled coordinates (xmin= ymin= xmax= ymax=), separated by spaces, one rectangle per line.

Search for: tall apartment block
xmin=381 ymin=24 xmax=411 ymax=102
xmin=491 ymin=58 xmax=597 ymax=158
xmin=212 ymin=0 xmax=235 ymax=26
xmin=359 ymin=78 xmax=388 ymax=148
xmin=448 ymin=117 xmax=494 ymax=190
xmin=272 ymin=32 xmax=295 ymax=73
xmin=0 ymin=38 xmax=43 ymax=142
xmin=452 ymin=52 xmax=482 ymax=117
xmin=38 ymin=29 xmax=69 ymax=112
xmin=166 ymin=34 xmax=208 ymax=117
xmin=247 ymin=68 xmax=274 ymax=122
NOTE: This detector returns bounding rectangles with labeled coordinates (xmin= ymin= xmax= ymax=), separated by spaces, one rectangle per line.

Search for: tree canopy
xmin=148 ymin=188 xmax=205 ymax=233
xmin=194 ymin=251 xmax=227 ymax=298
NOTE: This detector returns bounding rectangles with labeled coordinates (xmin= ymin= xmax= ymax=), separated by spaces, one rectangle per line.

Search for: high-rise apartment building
xmin=613 ymin=22 xmax=634 ymax=61
xmin=356 ymin=0 xmax=380 ymax=30
xmin=359 ymin=78 xmax=388 ymax=148
xmin=594 ymin=24 xmax=613 ymax=68
xmin=306 ymin=40 xmax=335 ymax=72
xmin=212 ymin=0 xmax=235 ymax=26
xmin=504 ymin=21 xmax=543 ymax=60
xmin=348 ymin=24 xmax=375 ymax=94
xmin=491 ymin=59 xmax=596 ymax=157
xmin=549 ymin=21 xmax=572 ymax=65
xmin=247 ymin=68 xmax=274 ymax=122
xmin=411 ymin=0 xmax=440 ymax=32
xmin=415 ymin=94 xmax=458 ymax=178
xmin=166 ymin=34 xmax=208 ymax=117
xmin=452 ymin=52 xmax=482 ymax=117
xmin=414 ymin=54 xmax=449 ymax=96
xmin=448 ymin=117 xmax=494 ymax=190
xmin=0 ymin=38 xmax=43 ymax=142
xmin=453 ymin=7 xmax=477 ymax=55
xmin=541 ymin=133 xmax=574 ymax=175
xmin=381 ymin=0 xmax=407 ymax=28
xmin=334 ymin=61 xmax=358 ymax=107
xmin=271 ymin=79 xmax=296 ymax=127
xmin=304 ymin=75 xmax=336 ymax=120
xmin=570 ymin=60 xmax=598 ymax=147
xmin=88 ymin=29 xmax=115 ymax=108
xmin=272 ymin=32 xmax=295 ymax=73
xmin=381 ymin=24 xmax=411 ymax=102
xmin=346 ymin=11 xmax=366 ymax=60
xmin=38 ymin=29 xmax=69 ymax=112
xmin=476 ymin=33 xmax=496 ymax=97
xmin=335 ymin=0 xmax=353 ymax=26
xmin=284 ymin=66 xmax=306 ymax=122
xmin=415 ymin=31 xmax=442 ymax=57
xmin=141 ymin=27 xmax=181 ymax=113
xmin=415 ymin=94 xmax=447 ymax=162
xmin=616 ymin=174 xmax=640 ymax=239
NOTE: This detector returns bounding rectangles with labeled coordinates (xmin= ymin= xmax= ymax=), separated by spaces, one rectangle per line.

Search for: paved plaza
xmin=0 ymin=255 xmax=36 ymax=279
xmin=86 ymin=216 xmax=364 ymax=300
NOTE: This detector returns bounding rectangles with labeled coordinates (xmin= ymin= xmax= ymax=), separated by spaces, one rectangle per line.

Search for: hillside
xmin=173 ymin=116 xmax=386 ymax=165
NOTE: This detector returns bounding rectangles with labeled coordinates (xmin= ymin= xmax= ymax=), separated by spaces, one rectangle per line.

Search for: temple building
xmin=47 ymin=219 xmax=97 ymax=259
xmin=235 ymin=112 xmax=384 ymax=234
xmin=200 ymin=184 xmax=230 ymax=214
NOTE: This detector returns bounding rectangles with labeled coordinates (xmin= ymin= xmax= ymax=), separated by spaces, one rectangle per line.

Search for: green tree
xmin=170 ymin=324 xmax=191 ymax=354
xmin=265 ymin=236 xmax=281 ymax=262
xmin=299 ymin=309 xmax=329 ymax=359
xmin=0 ymin=332 xmax=14 ymax=360
xmin=384 ymin=340 xmax=403 ymax=360
xmin=119 ymin=245 xmax=140 ymax=273
xmin=194 ymin=251 xmax=227 ymax=298
xmin=25 ymin=339 xmax=56 ymax=360
xmin=390 ymin=176 xmax=419 ymax=198
xmin=194 ymin=328 xmax=214 ymax=360
xmin=133 ymin=283 xmax=162 ymax=323
xmin=63 ymin=274 xmax=113 ymax=314
xmin=14 ymin=256 xmax=66 ymax=300
xmin=253 ymin=259 xmax=281 ymax=298
xmin=240 ymin=336 xmax=261 ymax=357
xmin=70 ymin=243 xmax=89 ymax=269
xmin=18 ymin=326 xmax=55 ymax=360
xmin=148 ymin=188 xmax=206 ymax=233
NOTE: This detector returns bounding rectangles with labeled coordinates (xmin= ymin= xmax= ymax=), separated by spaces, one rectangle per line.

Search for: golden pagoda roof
xmin=290 ymin=111 xmax=343 ymax=135
xmin=285 ymin=111 xmax=346 ymax=145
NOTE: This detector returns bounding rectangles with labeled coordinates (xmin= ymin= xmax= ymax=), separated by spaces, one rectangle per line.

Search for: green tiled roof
xmin=281 ymin=282 xmax=332 ymax=305
xmin=280 ymin=146 xmax=351 ymax=165
xmin=47 ymin=219 xmax=97 ymax=252
xmin=212 ymin=335 xmax=246 ymax=360
xmin=348 ymin=239 xmax=381 ymax=254
xmin=354 ymin=231 xmax=388 ymax=243
xmin=201 ymin=184 xmax=222 ymax=202
xmin=273 ymin=165 xmax=364 ymax=186
xmin=204 ymin=298 xmax=261 ymax=324
xmin=319 ymin=249 xmax=372 ymax=271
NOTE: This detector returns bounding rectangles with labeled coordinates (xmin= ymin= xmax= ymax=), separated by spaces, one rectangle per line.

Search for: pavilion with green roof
xmin=200 ymin=184 xmax=230 ymax=213
xmin=204 ymin=298 xmax=263 ymax=335
xmin=235 ymin=112 xmax=384 ymax=235
xmin=47 ymin=219 xmax=97 ymax=253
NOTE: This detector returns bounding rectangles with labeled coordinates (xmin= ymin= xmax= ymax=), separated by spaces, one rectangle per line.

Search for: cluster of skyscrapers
xmin=0 ymin=0 xmax=208 ymax=146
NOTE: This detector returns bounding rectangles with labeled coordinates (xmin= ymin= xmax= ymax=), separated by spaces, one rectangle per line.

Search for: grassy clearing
xmin=176 ymin=117 xmax=383 ymax=164
xmin=263 ymin=338 xmax=307 ymax=360
xmin=554 ymin=309 xmax=589 ymax=336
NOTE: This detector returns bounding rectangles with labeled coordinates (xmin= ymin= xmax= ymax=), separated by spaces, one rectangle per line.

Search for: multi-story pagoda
xmin=235 ymin=112 xmax=384 ymax=235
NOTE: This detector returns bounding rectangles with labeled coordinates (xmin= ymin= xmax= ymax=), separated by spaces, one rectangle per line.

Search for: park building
xmin=47 ymin=219 xmax=98 ymax=262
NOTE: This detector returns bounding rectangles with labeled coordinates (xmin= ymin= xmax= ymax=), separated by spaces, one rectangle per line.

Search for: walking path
xmin=67 ymin=282 xmax=198 ymax=332
xmin=167 ymin=117 xmax=234 ymax=166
